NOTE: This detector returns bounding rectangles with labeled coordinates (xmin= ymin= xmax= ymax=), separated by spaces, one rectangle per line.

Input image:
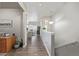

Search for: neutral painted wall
xmin=55 ymin=3 xmax=79 ymax=47
xmin=51 ymin=33 xmax=55 ymax=56
xmin=22 ymin=12 xmax=27 ymax=48
xmin=40 ymin=30 xmax=52 ymax=55
xmin=0 ymin=9 xmax=23 ymax=41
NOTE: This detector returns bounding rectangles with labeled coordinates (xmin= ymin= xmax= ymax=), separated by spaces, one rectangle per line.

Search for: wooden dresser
xmin=0 ymin=36 xmax=16 ymax=53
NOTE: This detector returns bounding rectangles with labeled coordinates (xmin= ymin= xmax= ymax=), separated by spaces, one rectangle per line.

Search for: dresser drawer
xmin=0 ymin=39 xmax=6 ymax=53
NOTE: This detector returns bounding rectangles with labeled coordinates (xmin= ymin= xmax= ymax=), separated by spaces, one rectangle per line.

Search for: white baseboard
xmin=23 ymin=43 xmax=27 ymax=48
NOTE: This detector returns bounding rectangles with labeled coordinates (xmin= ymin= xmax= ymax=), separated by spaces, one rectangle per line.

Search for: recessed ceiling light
xmin=39 ymin=3 xmax=42 ymax=6
xmin=49 ymin=21 xmax=54 ymax=24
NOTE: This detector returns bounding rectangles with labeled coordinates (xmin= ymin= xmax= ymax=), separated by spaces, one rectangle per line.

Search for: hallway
xmin=6 ymin=35 xmax=48 ymax=56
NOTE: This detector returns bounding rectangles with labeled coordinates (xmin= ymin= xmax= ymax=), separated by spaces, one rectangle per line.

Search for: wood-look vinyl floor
xmin=6 ymin=36 xmax=48 ymax=56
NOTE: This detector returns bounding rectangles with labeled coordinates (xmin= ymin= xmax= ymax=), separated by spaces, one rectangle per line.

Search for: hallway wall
xmin=55 ymin=3 xmax=79 ymax=47
xmin=40 ymin=16 xmax=54 ymax=55
xmin=40 ymin=30 xmax=52 ymax=55
xmin=0 ymin=9 xmax=23 ymax=41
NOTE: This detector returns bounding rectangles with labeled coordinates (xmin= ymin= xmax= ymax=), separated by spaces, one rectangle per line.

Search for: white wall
xmin=0 ymin=9 xmax=23 ymax=41
xmin=40 ymin=30 xmax=52 ymax=55
xmin=22 ymin=12 xmax=27 ymax=48
xmin=55 ymin=3 xmax=79 ymax=47
xmin=40 ymin=15 xmax=55 ymax=56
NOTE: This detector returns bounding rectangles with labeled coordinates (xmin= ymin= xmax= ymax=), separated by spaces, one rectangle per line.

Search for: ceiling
xmin=23 ymin=2 xmax=66 ymax=19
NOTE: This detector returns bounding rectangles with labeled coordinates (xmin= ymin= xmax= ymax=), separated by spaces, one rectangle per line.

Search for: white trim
xmin=23 ymin=43 xmax=27 ymax=48
xmin=18 ymin=2 xmax=27 ymax=11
